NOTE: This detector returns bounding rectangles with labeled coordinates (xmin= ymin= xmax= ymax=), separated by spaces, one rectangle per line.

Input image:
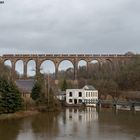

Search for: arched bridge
xmin=0 ymin=54 xmax=136 ymax=81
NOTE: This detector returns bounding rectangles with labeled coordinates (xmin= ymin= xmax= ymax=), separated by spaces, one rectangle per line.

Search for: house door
xmin=74 ymin=99 xmax=77 ymax=104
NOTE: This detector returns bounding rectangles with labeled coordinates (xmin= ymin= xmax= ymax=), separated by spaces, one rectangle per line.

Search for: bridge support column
xmin=23 ymin=61 xmax=27 ymax=79
xmin=55 ymin=63 xmax=59 ymax=85
xmin=113 ymin=60 xmax=119 ymax=71
xmin=11 ymin=61 xmax=16 ymax=79
xmin=99 ymin=61 xmax=103 ymax=70
xmin=36 ymin=60 xmax=40 ymax=77
xmin=87 ymin=61 xmax=90 ymax=79
xmin=74 ymin=60 xmax=78 ymax=87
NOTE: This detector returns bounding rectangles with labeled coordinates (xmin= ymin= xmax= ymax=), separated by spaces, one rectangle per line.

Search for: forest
xmin=58 ymin=57 xmax=140 ymax=100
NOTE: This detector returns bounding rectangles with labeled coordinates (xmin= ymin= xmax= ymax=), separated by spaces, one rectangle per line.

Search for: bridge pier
xmin=73 ymin=60 xmax=78 ymax=88
xmin=74 ymin=61 xmax=78 ymax=80
xmin=23 ymin=61 xmax=27 ymax=79
xmin=87 ymin=61 xmax=90 ymax=79
xmin=36 ymin=60 xmax=40 ymax=77
xmin=11 ymin=61 xmax=16 ymax=79
xmin=55 ymin=63 xmax=59 ymax=85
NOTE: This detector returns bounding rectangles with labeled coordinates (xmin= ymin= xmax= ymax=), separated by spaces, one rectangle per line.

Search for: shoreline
xmin=0 ymin=106 xmax=139 ymax=121
xmin=0 ymin=110 xmax=39 ymax=121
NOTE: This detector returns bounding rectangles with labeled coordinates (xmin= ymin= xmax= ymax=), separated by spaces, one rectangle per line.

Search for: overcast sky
xmin=0 ymin=0 xmax=140 ymax=55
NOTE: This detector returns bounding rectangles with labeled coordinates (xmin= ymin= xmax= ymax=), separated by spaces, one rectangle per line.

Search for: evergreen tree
xmin=33 ymin=74 xmax=61 ymax=111
xmin=0 ymin=76 xmax=23 ymax=114
xmin=31 ymin=81 xmax=41 ymax=101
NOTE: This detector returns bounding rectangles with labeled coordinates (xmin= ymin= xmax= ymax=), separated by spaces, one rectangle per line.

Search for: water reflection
xmin=31 ymin=112 xmax=60 ymax=140
xmin=0 ymin=108 xmax=140 ymax=140
xmin=59 ymin=108 xmax=98 ymax=140
xmin=64 ymin=108 xmax=98 ymax=123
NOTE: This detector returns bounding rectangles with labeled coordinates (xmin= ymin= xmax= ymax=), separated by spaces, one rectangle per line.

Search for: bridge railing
xmin=2 ymin=54 xmax=138 ymax=58
xmin=83 ymin=99 xmax=140 ymax=106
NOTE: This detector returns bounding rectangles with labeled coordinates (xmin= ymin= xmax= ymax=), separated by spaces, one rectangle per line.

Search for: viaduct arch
xmin=1 ymin=54 xmax=135 ymax=82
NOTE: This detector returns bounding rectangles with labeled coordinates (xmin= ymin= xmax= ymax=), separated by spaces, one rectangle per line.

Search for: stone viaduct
xmin=0 ymin=54 xmax=136 ymax=82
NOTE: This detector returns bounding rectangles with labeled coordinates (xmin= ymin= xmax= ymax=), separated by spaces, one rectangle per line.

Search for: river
xmin=0 ymin=108 xmax=140 ymax=140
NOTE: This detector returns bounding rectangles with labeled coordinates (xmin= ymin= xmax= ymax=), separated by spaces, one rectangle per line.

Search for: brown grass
xmin=0 ymin=110 xmax=39 ymax=121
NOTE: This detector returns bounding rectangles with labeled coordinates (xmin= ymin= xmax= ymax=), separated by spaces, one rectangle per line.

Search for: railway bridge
xmin=0 ymin=53 xmax=137 ymax=83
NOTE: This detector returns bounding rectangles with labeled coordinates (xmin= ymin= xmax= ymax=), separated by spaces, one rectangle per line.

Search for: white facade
xmin=66 ymin=85 xmax=98 ymax=106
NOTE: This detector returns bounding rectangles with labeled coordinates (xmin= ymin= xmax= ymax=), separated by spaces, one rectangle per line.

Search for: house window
xmin=86 ymin=92 xmax=88 ymax=97
xmin=69 ymin=92 xmax=72 ymax=97
xmin=79 ymin=92 xmax=82 ymax=97
xmin=95 ymin=92 xmax=98 ymax=97
xmin=69 ymin=115 xmax=72 ymax=120
xmin=79 ymin=99 xmax=82 ymax=103
xmin=69 ymin=99 xmax=72 ymax=103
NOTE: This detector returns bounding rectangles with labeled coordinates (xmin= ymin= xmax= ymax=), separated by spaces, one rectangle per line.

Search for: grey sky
xmin=0 ymin=0 xmax=140 ymax=55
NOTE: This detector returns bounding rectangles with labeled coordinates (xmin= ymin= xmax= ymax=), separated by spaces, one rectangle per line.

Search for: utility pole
xmin=44 ymin=74 xmax=47 ymax=98
xmin=43 ymin=72 xmax=50 ymax=106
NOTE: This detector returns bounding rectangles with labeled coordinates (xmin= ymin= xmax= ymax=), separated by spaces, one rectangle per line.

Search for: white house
xmin=66 ymin=85 xmax=98 ymax=106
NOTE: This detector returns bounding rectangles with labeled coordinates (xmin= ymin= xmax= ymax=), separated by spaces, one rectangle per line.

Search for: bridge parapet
xmin=2 ymin=53 xmax=138 ymax=58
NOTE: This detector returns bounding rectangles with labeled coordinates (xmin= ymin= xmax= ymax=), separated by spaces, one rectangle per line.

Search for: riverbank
xmin=0 ymin=110 xmax=39 ymax=121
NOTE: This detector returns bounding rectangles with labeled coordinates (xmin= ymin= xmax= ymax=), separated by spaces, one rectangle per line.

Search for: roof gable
xmin=16 ymin=79 xmax=34 ymax=93
xmin=83 ymin=85 xmax=96 ymax=90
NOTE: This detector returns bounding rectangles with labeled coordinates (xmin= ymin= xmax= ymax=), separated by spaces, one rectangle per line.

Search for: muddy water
xmin=0 ymin=108 xmax=140 ymax=140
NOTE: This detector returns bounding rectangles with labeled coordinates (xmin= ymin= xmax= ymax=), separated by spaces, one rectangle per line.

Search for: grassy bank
xmin=0 ymin=110 xmax=39 ymax=121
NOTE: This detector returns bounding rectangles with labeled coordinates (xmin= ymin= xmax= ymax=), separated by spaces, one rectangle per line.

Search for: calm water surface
xmin=0 ymin=108 xmax=140 ymax=140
